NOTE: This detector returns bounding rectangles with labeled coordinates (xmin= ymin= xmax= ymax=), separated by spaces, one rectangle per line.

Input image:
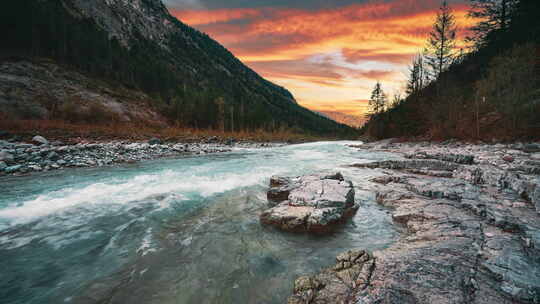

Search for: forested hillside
xmin=0 ymin=0 xmax=354 ymax=136
xmin=363 ymin=0 xmax=540 ymax=140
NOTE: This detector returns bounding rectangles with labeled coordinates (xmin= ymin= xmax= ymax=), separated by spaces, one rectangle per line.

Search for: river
xmin=0 ymin=141 xmax=401 ymax=304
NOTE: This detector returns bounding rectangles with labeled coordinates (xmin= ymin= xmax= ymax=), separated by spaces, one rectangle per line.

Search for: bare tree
xmin=406 ymin=54 xmax=428 ymax=96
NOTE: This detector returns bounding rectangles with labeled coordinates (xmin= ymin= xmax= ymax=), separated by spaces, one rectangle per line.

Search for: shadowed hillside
xmin=0 ymin=0 xmax=356 ymax=137
xmin=363 ymin=0 xmax=540 ymax=141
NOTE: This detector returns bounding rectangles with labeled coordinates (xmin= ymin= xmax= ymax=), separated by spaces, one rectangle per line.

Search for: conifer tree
xmin=467 ymin=0 xmax=518 ymax=48
xmin=368 ymin=82 xmax=388 ymax=116
xmin=425 ymin=1 xmax=457 ymax=80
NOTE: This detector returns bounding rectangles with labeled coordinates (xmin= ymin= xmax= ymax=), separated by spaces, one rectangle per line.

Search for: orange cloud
xmin=170 ymin=8 xmax=262 ymax=25
xmin=171 ymin=0 xmax=474 ymax=116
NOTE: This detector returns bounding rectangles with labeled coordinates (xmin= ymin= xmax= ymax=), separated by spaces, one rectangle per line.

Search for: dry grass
xmin=0 ymin=119 xmax=336 ymax=143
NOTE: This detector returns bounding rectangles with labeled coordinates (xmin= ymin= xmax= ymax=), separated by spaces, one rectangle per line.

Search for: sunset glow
xmin=167 ymin=0 xmax=473 ymax=117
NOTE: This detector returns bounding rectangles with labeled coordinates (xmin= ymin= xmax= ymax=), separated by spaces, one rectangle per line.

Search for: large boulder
xmin=261 ymin=172 xmax=358 ymax=232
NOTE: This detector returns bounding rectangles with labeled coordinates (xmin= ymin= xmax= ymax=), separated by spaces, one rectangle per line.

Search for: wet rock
xmin=147 ymin=137 xmax=162 ymax=145
xmin=4 ymin=165 xmax=22 ymax=173
xmin=0 ymin=150 xmax=14 ymax=164
xmin=46 ymin=151 xmax=60 ymax=161
xmin=0 ymin=161 xmax=6 ymax=171
xmin=406 ymin=151 xmax=475 ymax=164
xmin=288 ymin=250 xmax=375 ymax=304
xmin=32 ymin=135 xmax=49 ymax=145
xmin=353 ymin=159 xmax=459 ymax=172
xmin=502 ymin=155 xmax=515 ymax=163
xmin=370 ymin=175 xmax=404 ymax=185
xmin=261 ymin=172 xmax=358 ymax=232
xmin=28 ymin=165 xmax=42 ymax=171
xmin=533 ymin=182 xmax=540 ymax=213
xmin=404 ymin=168 xmax=453 ymax=178
xmin=523 ymin=144 xmax=540 ymax=153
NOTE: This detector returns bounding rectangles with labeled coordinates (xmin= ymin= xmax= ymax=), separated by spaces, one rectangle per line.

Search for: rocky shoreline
xmin=286 ymin=139 xmax=540 ymax=303
xmin=0 ymin=134 xmax=280 ymax=176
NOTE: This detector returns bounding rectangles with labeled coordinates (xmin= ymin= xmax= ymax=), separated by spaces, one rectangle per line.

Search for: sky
xmin=165 ymin=0 xmax=474 ymax=117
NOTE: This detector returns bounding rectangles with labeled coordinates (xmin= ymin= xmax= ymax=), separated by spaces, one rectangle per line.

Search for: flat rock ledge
xmin=288 ymin=141 xmax=540 ymax=304
xmin=260 ymin=172 xmax=358 ymax=233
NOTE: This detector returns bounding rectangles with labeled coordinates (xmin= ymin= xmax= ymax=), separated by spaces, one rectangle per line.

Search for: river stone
xmin=533 ymin=181 xmax=540 ymax=213
xmin=0 ymin=150 xmax=14 ymax=164
xmin=46 ymin=151 xmax=60 ymax=161
xmin=5 ymin=165 xmax=22 ymax=173
xmin=32 ymin=135 xmax=49 ymax=145
xmin=148 ymin=137 xmax=162 ymax=145
xmin=523 ymin=144 xmax=540 ymax=153
xmin=260 ymin=172 xmax=358 ymax=232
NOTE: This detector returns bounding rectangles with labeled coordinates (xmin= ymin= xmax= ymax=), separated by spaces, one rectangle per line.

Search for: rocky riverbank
xmin=287 ymin=139 xmax=540 ymax=303
xmin=0 ymin=135 xmax=279 ymax=176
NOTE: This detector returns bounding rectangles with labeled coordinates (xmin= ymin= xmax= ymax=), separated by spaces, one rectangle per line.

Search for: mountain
xmin=318 ymin=111 xmax=367 ymax=128
xmin=1 ymin=0 xmax=354 ymax=136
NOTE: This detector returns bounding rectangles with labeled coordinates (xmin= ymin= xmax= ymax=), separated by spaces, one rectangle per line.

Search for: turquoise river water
xmin=0 ymin=141 xmax=401 ymax=304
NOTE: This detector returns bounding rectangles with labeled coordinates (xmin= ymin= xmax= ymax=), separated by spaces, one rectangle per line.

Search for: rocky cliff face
xmin=69 ymin=0 xmax=173 ymax=48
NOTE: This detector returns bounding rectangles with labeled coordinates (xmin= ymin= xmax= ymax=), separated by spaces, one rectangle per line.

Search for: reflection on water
xmin=0 ymin=142 xmax=400 ymax=304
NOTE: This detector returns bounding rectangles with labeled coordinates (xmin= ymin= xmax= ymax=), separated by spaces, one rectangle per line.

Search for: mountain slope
xmin=362 ymin=0 xmax=539 ymax=140
xmin=318 ymin=111 xmax=367 ymax=128
xmin=1 ymin=0 xmax=354 ymax=136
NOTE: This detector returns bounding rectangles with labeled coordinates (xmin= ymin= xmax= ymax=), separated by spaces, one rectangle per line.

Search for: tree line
xmin=364 ymin=0 xmax=539 ymax=140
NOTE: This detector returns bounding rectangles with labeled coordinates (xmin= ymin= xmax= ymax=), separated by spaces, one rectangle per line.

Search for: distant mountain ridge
xmin=318 ymin=111 xmax=367 ymax=128
xmin=1 ymin=0 xmax=354 ymax=136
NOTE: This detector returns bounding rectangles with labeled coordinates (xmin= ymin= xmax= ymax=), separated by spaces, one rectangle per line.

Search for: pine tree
xmin=425 ymin=1 xmax=457 ymax=80
xmin=368 ymin=82 xmax=388 ymax=116
xmin=467 ymin=0 xmax=518 ymax=48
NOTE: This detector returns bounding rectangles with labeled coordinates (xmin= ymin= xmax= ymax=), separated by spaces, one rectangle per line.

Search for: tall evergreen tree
xmin=425 ymin=1 xmax=457 ymax=80
xmin=368 ymin=82 xmax=388 ymax=116
xmin=467 ymin=0 xmax=518 ymax=48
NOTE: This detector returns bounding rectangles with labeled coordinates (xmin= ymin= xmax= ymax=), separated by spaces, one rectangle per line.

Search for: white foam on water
xmin=137 ymin=227 xmax=157 ymax=256
xmin=290 ymin=149 xmax=328 ymax=160
xmin=0 ymin=165 xmax=284 ymax=225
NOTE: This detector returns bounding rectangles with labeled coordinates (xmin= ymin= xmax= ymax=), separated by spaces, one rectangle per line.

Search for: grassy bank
xmin=0 ymin=119 xmax=355 ymax=143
